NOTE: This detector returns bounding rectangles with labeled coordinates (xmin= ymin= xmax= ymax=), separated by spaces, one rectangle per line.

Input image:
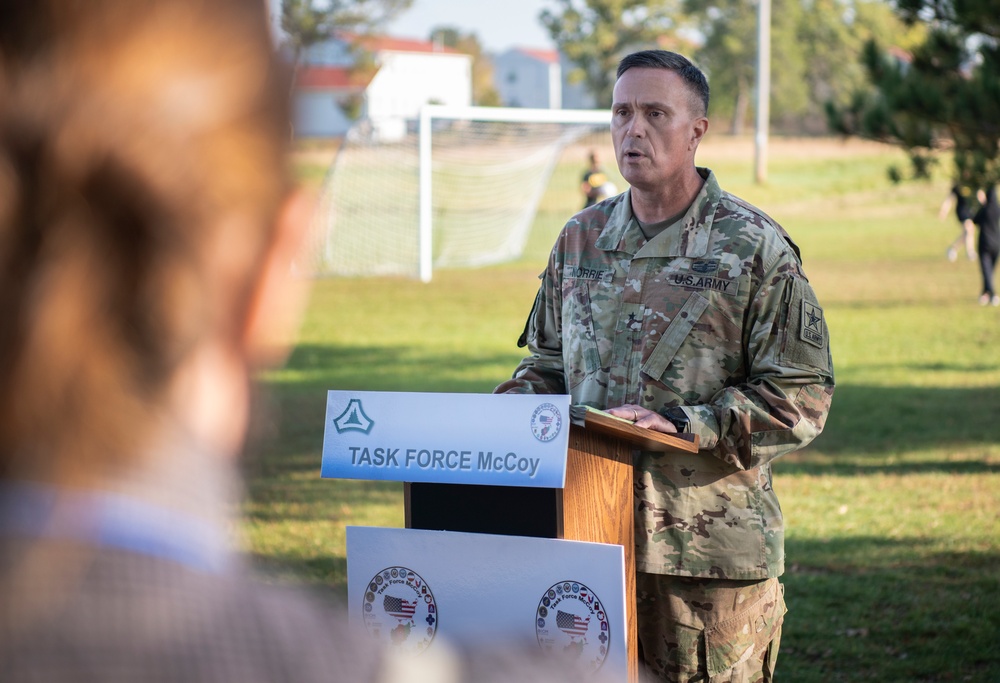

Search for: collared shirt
xmin=0 ymin=481 xmax=229 ymax=573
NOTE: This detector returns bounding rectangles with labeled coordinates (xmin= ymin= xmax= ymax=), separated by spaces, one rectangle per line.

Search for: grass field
xmin=246 ymin=135 xmax=1000 ymax=682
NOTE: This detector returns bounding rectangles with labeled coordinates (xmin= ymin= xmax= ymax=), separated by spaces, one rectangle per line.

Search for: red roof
xmin=294 ymin=66 xmax=372 ymax=89
xmin=342 ymin=33 xmax=462 ymax=55
xmin=515 ymin=48 xmax=559 ymax=64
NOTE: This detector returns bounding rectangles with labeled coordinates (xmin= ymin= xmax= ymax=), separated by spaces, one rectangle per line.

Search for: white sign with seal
xmin=347 ymin=526 xmax=627 ymax=678
xmin=321 ymin=391 xmax=571 ymax=488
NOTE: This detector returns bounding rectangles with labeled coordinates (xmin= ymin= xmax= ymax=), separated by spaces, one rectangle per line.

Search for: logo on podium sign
xmin=530 ymin=402 xmax=563 ymax=442
xmin=333 ymin=399 xmax=374 ymax=434
xmin=362 ymin=567 xmax=438 ymax=655
xmin=535 ymin=580 xmax=609 ymax=672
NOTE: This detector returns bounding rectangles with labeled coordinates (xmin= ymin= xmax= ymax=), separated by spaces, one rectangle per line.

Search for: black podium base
xmin=406 ymin=483 xmax=559 ymax=538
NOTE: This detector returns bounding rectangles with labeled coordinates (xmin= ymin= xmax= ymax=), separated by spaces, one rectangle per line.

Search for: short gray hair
xmin=616 ymin=50 xmax=710 ymax=117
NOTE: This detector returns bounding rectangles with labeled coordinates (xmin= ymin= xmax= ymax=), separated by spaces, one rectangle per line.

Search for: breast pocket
xmin=561 ymin=279 xmax=604 ymax=389
xmin=640 ymin=290 xmax=745 ymax=399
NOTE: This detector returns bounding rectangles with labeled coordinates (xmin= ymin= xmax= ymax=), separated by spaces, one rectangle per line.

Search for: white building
xmin=493 ymin=47 xmax=598 ymax=110
xmin=560 ymin=53 xmax=598 ymax=110
xmin=494 ymin=47 xmax=561 ymax=109
xmin=292 ymin=65 xmax=364 ymax=138
xmin=293 ymin=34 xmax=472 ymax=139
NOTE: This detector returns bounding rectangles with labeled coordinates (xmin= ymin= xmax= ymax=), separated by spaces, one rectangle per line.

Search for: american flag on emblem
xmin=383 ymin=594 xmax=417 ymax=620
xmin=538 ymin=412 xmax=553 ymax=436
xmin=556 ymin=610 xmax=590 ymax=637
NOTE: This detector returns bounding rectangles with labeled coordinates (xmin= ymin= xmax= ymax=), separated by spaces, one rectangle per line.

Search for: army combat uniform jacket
xmin=497 ymin=169 xmax=834 ymax=580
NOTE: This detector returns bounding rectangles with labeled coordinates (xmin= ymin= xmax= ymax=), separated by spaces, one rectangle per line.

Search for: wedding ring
xmin=632 ymin=409 xmax=638 ymax=421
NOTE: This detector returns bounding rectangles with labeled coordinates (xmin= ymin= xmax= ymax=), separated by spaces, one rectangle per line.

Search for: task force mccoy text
xmin=346 ymin=446 xmax=542 ymax=477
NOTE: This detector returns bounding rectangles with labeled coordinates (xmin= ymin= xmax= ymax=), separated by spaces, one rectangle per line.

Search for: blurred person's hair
xmin=0 ymin=0 xmax=292 ymax=484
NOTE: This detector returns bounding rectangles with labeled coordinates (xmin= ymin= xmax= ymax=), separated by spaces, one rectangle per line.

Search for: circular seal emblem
xmin=535 ymin=580 xmax=609 ymax=672
xmin=530 ymin=402 xmax=563 ymax=443
xmin=362 ymin=567 xmax=438 ymax=655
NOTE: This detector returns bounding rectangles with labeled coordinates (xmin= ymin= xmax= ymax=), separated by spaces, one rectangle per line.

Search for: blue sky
xmin=384 ymin=0 xmax=554 ymax=53
xmin=269 ymin=1 xmax=556 ymax=54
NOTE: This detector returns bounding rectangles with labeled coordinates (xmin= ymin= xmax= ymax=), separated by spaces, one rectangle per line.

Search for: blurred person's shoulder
xmin=0 ymin=541 xmax=386 ymax=683
xmin=0 ymin=540 xmax=622 ymax=683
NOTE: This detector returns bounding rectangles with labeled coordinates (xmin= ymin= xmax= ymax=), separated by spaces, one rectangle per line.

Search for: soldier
xmin=496 ymin=50 xmax=834 ymax=682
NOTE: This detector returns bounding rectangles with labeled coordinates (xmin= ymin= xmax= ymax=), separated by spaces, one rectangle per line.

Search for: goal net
xmin=307 ymin=105 xmax=611 ymax=282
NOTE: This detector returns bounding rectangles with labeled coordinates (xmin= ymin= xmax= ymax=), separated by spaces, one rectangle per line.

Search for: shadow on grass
xmin=247 ymin=344 xmax=1000 ymax=480
xmin=247 ymin=537 xmax=1000 ymax=682
xmin=780 ymin=537 xmax=1000 ymax=683
xmin=248 ymin=553 xmax=349 ymax=600
xmin=244 ymin=343 xmax=525 ymax=481
xmin=243 ymin=478 xmax=402 ymax=523
xmin=242 ymin=342 xmax=1000 ymax=680
xmin=779 ymin=457 xmax=1000 ymax=477
xmin=799 ymin=383 xmax=1000 ymax=467
xmin=275 ymin=343 xmax=518 ymax=393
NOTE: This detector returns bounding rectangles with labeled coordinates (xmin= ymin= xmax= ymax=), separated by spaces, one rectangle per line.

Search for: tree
xmin=540 ymin=0 xmax=688 ymax=108
xmin=768 ymin=0 xmax=812 ymax=130
xmin=796 ymin=0 xmax=921 ymax=133
xmin=828 ymin=0 xmax=1000 ymax=186
xmin=429 ymin=27 xmax=502 ymax=107
xmin=281 ymin=0 xmax=412 ymax=63
xmin=684 ymin=0 xmax=918 ymax=135
xmin=683 ymin=0 xmax=759 ymax=134
xmin=683 ymin=0 xmax=811 ymax=134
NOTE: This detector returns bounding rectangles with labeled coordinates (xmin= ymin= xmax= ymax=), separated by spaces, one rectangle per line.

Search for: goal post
xmin=308 ymin=105 xmax=611 ymax=282
xmin=416 ymin=105 xmax=610 ymax=282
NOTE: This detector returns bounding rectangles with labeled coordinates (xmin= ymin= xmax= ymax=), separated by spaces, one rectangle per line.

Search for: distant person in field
xmin=581 ymin=150 xmax=617 ymax=208
xmin=497 ymin=49 xmax=834 ymax=682
xmin=939 ymin=182 xmax=977 ymax=262
xmin=974 ymin=185 xmax=1000 ymax=306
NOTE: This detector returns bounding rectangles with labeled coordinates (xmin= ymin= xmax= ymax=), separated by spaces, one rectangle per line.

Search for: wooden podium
xmin=406 ymin=410 xmax=698 ymax=683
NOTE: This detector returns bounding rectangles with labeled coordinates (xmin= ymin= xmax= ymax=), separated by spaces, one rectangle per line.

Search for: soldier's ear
xmin=690 ymin=116 xmax=708 ymax=151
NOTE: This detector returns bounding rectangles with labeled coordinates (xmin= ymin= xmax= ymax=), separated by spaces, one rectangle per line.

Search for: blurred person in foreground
xmin=0 ymin=2 xmax=594 ymax=682
xmin=497 ymin=50 xmax=834 ymax=682
xmin=0 ymin=1 xmax=377 ymax=680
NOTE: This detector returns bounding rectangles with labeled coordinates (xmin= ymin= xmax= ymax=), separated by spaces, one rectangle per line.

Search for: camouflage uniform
xmin=497 ymin=168 xmax=834 ymax=680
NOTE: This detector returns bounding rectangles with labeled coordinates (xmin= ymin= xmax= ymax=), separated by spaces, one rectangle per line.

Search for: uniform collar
xmin=0 ymin=480 xmax=232 ymax=574
xmin=595 ymin=167 xmax=720 ymax=259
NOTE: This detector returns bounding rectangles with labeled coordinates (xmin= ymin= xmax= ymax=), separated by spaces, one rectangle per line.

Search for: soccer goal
xmin=308 ymin=105 xmax=611 ymax=282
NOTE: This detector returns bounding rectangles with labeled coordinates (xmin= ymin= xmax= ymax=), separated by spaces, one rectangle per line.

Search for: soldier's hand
xmin=606 ymin=404 xmax=678 ymax=434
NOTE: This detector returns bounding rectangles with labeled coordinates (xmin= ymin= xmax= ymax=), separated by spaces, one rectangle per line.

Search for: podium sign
xmin=321 ymin=391 xmax=571 ymax=488
xmin=319 ymin=390 xmax=668 ymax=681
xmin=347 ymin=526 xmax=628 ymax=678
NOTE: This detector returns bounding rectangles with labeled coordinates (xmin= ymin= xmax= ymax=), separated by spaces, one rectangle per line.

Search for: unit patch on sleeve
xmin=800 ymin=301 xmax=825 ymax=348
xmin=781 ymin=278 xmax=831 ymax=374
